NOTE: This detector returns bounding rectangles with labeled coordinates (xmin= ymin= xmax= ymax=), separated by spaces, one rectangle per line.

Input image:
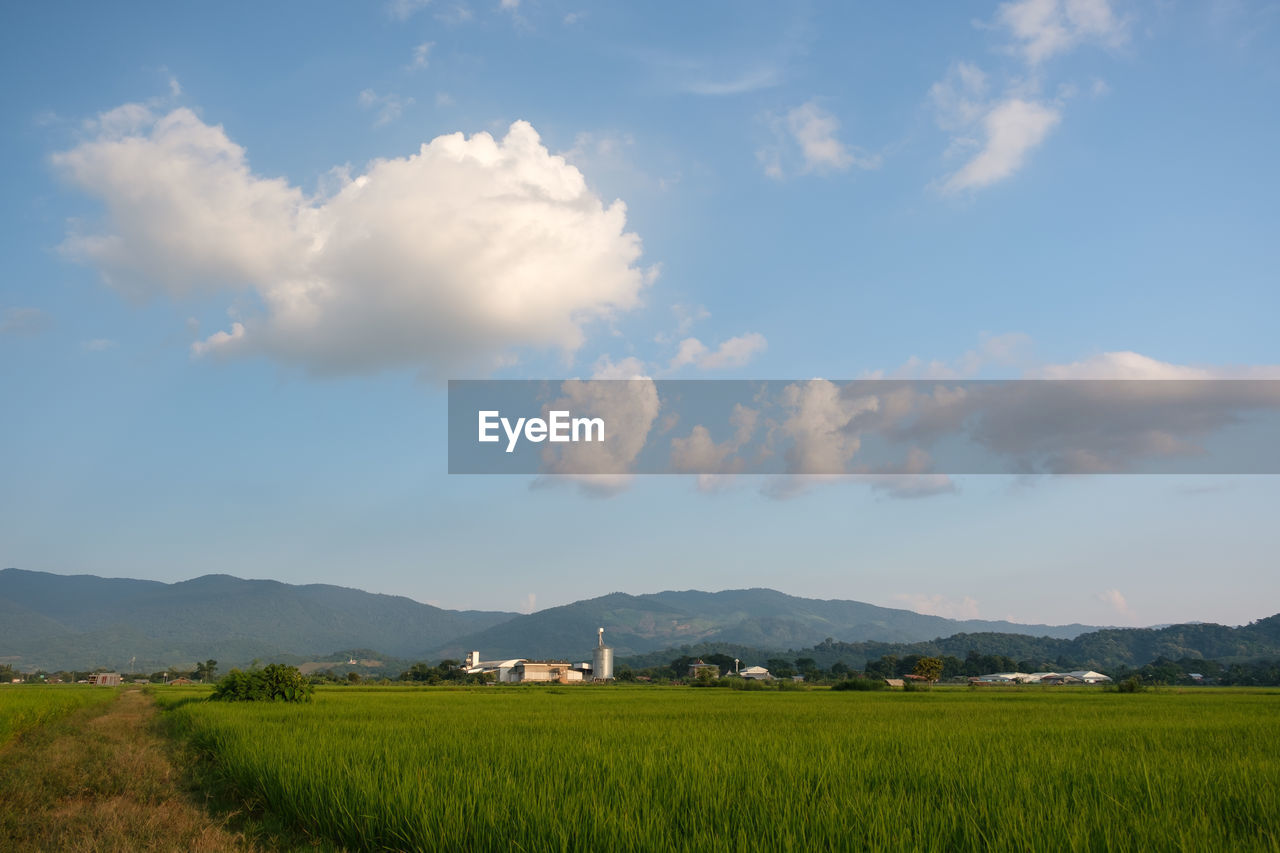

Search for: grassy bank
xmin=159 ymin=685 xmax=1280 ymax=851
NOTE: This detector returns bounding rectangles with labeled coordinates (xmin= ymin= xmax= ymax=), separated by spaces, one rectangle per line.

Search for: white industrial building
xmin=972 ymin=670 xmax=1111 ymax=685
xmin=459 ymin=628 xmax=614 ymax=683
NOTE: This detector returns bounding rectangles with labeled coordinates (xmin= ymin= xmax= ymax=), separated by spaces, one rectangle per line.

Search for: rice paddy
xmin=156 ymin=686 xmax=1280 ymax=852
xmin=0 ymin=684 xmax=119 ymax=747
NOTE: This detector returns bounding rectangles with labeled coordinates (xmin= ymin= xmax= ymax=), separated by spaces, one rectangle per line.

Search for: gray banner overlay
xmin=448 ymin=380 xmax=1280 ymax=475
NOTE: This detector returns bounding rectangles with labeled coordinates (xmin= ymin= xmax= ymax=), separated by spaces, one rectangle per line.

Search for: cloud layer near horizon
xmin=53 ymin=106 xmax=652 ymax=376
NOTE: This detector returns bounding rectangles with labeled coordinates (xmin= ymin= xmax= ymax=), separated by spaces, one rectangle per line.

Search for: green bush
xmin=1113 ymin=676 xmax=1147 ymax=694
xmin=212 ymin=664 xmax=314 ymax=703
xmin=832 ymin=678 xmax=887 ymax=692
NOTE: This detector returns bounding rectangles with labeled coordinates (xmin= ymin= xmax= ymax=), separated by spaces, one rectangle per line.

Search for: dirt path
xmin=0 ymin=689 xmax=264 ymax=852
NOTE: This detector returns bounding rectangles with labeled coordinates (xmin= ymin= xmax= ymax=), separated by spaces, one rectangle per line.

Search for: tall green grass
xmin=0 ymin=685 xmax=119 ymax=746
xmin=161 ymin=686 xmax=1280 ymax=852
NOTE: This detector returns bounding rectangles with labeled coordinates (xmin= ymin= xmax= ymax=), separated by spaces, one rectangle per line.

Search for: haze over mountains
xmin=1 ymin=568 xmax=1104 ymax=671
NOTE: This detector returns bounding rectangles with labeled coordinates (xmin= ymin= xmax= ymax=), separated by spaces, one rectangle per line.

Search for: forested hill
xmin=619 ymin=615 xmax=1280 ymax=673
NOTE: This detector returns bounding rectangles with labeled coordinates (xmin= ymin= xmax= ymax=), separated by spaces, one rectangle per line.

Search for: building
xmin=460 ymin=629 xmax=615 ymax=684
xmin=88 ymin=672 xmax=121 ymax=686
xmin=462 ymin=653 xmax=527 ymax=683
xmin=739 ymin=665 xmax=772 ymax=681
xmin=687 ymin=660 xmax=719 ymax=679
xmin=974 ymin=670 xmax=1112 ymax=685
xmin=514 ymin=661 xmax=582 ymax=683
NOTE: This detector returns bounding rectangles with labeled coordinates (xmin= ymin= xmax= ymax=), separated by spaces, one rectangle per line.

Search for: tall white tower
xmin=592 ymin=627 xmax=614 ymax=680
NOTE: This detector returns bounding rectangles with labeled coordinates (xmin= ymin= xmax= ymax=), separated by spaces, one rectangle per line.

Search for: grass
xmin=158 ymin=685 xmax=1280 ymax=852
xmin=0 ymin=685 xmax=119 ymax=747
xmin=0 ymin=689 xmax=261 ymax=851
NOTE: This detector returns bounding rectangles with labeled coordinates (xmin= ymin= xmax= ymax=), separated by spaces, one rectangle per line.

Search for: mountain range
xmin=1 ymin=568 xmax=1103 ymax=671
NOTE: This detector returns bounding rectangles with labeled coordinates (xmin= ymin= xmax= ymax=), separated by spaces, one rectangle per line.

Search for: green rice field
xmin=158 ymin=685 xmax=1280 ymax=852
xmin=0 ymin=685 xmax=119 ymax=746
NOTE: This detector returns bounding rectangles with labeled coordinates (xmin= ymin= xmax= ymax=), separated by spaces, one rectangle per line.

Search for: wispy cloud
xmin=1 ymin=306 xmax=52 ymax=337
xmin=997 ymin=0 xmax=1129 ymax=65
xmin=387 ymin=0 xmax=432 ymax=22
xmin=942 ymin=97 xmax=1060 ymax=192
xmin=759 ymin=101 xmax=880 ymax=179
xmin=669 ymin=333 xmax=768 ymax=371
xmin=358 ymin=89 xmax=414 ymax=127
xmin=409 ymin=41 xmax=434 ymax=70
xmin=683 ymin=64 xmax=782 ymax=96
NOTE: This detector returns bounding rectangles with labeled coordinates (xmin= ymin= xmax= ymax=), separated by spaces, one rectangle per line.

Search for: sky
xmin=2 ymin=1 xmax=1278 ymax=628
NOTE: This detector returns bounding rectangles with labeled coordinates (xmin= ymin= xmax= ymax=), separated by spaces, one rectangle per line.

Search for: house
xmin=739 ymin=666 xmax=772 ymax=681
xmin=88 ymin=672 xmax=122 ymax=686
xmin=687 ymin=660 xmax=720 ymax=679
xmin=883 ymin=678 xmax=905 ymax=688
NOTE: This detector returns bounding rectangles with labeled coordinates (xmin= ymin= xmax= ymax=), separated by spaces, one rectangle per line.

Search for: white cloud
xmin=0 ymin=307 xmax=52 ymax=336
xmin=787 ymin=102 xmax=856 ymax=173
xmin=760 ymin=101 xmax=880 ymax=179
xmin=670 ymin=404 xmax=758 ymax=476
xmin=930 ymin=63 xmax=989 ymax=132
xmin=868 ymin=331 xmax=1032 ymax=379
xmin=387 ymin=0 xmax=432 ymax=21
xmin=942 ymin=98 xmax=1060 ymax=192
xmin=892 ymin=593 xmax=981 ymax=620
xmin=410 ymin=41 xmax=434 ymax=70
xmin=538 ymin=367 xmax=661 ymax=496
xmin=54 ymin=106 xmax=652 ymax=376
xmin=1033 ymin=350 xmax=1280 ymax=380
xmin=669 ymin=332 xmax=767 ymax=371
xmin=1097 ymin=588 xmax=1136 ymax=622
xmin=358 ymin=89 xmax=414 ymax=127
xmin=997 ymin=0 xmax=1128 ymax=65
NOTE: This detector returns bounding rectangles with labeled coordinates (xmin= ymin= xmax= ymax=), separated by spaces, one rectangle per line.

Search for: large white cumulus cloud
xmin=53 ymin=105 xmax=651 ymax=374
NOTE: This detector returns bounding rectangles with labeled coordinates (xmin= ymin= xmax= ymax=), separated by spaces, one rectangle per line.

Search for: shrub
xmin=902 ymin=680 xmax=930 ymax=692
xmin=212 ymin=664 xmax=314 ymax=703
xmin=832 ymin=678 xmax=887 ymax=692
xmin=1113 ymin=676 xmax=1147 ymax=694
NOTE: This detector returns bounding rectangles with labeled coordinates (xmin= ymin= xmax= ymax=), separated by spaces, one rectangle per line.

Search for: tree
xmin=212 ymin=664 xmax=314 ymax=702
xmin=766 ymin=658 xmax=795 ymax=678
xmin=912 ymin=657 xmax=944 ymax=682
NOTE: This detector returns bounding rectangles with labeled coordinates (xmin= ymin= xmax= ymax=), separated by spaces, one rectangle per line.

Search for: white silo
xmin=592 ymin=627 xmax=614 ymax=680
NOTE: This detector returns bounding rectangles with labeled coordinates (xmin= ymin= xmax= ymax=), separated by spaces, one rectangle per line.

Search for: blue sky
xmin=2 ymin=1 xmax=1278 ymax=627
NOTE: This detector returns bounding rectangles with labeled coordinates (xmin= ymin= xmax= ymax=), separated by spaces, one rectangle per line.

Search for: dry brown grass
xmin=0 ymin=689 xmax=306 ymax=852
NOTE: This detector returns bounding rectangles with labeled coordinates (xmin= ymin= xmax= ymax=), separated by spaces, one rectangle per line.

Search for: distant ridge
xmin=2 ymin=568 xmax=1102 ymax=671
xmin=430 ymin=587 xmax=1102 ymax=660
xmin=0 ymin=568 xmax=514 ymax=671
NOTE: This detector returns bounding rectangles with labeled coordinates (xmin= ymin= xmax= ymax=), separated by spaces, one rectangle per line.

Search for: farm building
xmin=739 ymin=666 xmax=772 ymax=681
xmin=972 ymin=670 xmax=1112 ymax=685
xmin=687 ymin=660 xmax=720 ymax=678
xmin=88 ymin=672 xmax=121 ymax=686
xmin=460 ymin=629 xmax=615 ymax=683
